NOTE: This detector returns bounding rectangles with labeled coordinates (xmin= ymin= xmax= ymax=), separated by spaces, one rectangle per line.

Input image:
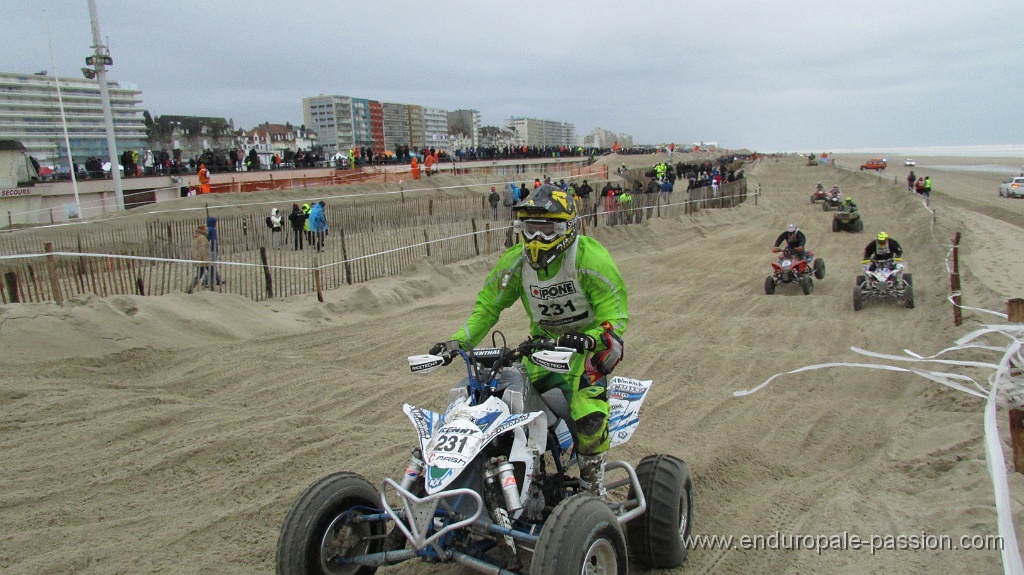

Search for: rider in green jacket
xmin=430 ymin=184 xmax=629 ymax=494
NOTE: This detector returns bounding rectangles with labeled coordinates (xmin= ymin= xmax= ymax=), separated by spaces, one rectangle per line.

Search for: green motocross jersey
xmin=451 ymin=235 xmax=628 ymax=349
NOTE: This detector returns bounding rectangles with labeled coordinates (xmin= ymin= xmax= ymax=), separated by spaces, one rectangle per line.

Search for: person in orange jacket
xmin=198 ymin=163 xmax=211 ymax=194
xmin=410 ymin=157 xmax=421 ymax=180
xmin=424 ymin=153 xmax=435 ymax=177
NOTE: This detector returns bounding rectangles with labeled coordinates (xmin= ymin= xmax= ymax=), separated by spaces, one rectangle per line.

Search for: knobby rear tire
xmin=627 ymin=454 xmax=693 ymax=569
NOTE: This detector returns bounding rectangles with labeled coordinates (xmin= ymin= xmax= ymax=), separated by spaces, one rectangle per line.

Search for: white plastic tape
xmin=735 ymin=322 xmax=1024 ymax=575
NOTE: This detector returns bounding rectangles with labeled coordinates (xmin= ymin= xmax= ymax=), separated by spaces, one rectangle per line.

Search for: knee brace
xmin=571 ymin=384 xmax=610 ymax=455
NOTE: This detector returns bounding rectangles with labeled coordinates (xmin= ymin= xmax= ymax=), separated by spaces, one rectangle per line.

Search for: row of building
xmin=0 ymin=70 xmax=635 ymax=171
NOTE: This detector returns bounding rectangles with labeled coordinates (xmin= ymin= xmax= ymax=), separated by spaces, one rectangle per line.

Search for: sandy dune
xmin=1 ymin=153 xmax=1022 ymax=574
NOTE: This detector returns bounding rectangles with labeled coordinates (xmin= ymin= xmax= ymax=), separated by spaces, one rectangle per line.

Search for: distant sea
xmin=822 ymin=144 xmax=1024 ymax=158
xmin=817 ymin=145 xmax=1024 ymax=175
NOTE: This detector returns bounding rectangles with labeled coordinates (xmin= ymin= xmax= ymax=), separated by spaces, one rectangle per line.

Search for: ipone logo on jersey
xmin=530 ymin=281 xmax=576 ymax=300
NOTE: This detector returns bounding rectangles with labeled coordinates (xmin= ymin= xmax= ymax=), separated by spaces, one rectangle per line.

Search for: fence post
xmin=313 ymin=253 xmax=323 ymax=303
xmin=4 ymin=271 xmax=19 ymax=303
xmin=950 ymin=232 xmax=962 ymax=326
xmin=471 ymin=219 xmax=480 ymax=256
xmin=424 ymin=229 xmax=431 ymax=258
xmin=339 ymin=228 xmax=351 ymax=285
xmin=259 ymin=247 xmax=274 ymax=298
xmin=44 ymin=243 xmax=63 ymax=305
xmin=1008 ymin=299 xmax=1024 ymax=473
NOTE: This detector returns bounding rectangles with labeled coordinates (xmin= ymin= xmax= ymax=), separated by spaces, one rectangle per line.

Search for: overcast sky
xmin=4 ymin=1 xmax=1021 ymax=152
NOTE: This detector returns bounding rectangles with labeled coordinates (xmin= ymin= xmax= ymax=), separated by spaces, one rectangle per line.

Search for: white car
xmin=999 ymin=176 xmax=1024 ymax=198
xmin=904 ymin=159 xmax=916 ymax=167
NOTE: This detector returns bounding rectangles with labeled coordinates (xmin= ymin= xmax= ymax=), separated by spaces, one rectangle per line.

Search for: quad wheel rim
xmin=678 ymin=492 xmax=690 ymax=539
xmin=320 ymin=512 xmax=371 ymax=575
xmin=581 ymin=538 xmax=619 ymax=575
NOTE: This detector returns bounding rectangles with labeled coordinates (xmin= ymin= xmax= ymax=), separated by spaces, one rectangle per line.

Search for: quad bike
xmin=832 ymin=208 xmax=864 ymax=232
xmin=821 ymin=193 xmax=842 ymax=212
xmin=275 ymin=335 xmax=693 ymax=575
xmin=765 ymin=247 xmax=825 ymax=295
xmin=853 ymin=258 xmax=914 ymax=310
xmin=810 ymin=187 xmax=827 ymax=203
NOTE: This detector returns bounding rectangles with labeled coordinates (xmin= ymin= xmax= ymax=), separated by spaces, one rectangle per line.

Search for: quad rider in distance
xmin=773 ymin=224 xmax=809 ymax=260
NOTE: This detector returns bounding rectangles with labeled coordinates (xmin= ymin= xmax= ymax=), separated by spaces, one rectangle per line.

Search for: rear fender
xmin=608 ymin=376 xmax=653 ymax=447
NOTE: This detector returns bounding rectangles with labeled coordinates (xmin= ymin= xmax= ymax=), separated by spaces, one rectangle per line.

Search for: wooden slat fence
xmin=0 ymin=177 xmax=747 ymax=305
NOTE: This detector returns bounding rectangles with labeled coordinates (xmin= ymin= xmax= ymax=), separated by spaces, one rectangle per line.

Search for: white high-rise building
xmin=423 ymin=107 xmax=450 ymax=152
xmin=302 ymin=95 xmax=356 ymax=153
xmin=0 ymin=71 xmax=147 ymax=169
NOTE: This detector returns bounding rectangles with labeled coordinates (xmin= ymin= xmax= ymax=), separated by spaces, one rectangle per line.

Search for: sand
xmin=2 ymin=152 xmax=1023 ymax=574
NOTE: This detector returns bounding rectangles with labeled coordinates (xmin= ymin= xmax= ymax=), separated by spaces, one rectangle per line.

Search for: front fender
xmin=405 ymin=397 xmax=545 ymax=494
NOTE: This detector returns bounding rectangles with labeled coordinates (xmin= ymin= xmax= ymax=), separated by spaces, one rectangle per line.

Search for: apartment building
xmin=407 ymin=104 xmax=425 ymax=151
xmin=447 ymin=109 xmax=480 ymax=149
xmin=350 ymin=98 xmax=384 ymax=157
xmin=380 ymin=102 xmax=410 ymax=154
xmin=504 ymin=117 xmax=576 ymax=148
xmin=302 ymin=95 xmax=356 ymax=153
xmin=423 ymin=107 xmax=450 ymax=153
xmin=0 ymin=71 xmax=148 ymax=169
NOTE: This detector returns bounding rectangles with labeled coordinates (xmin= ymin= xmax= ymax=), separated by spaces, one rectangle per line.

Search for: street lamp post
xmin=86 ymin=0 xmax=124 ymax=211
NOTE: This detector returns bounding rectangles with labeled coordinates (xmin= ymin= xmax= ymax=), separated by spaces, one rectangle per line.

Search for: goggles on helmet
xmin=514 ymin=219 xmax=568 ymax=241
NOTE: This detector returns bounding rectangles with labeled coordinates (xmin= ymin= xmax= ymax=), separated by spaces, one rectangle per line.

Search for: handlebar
xmin=409 ymin=335 xmax=576 ymax=404
xmin=410 ymin=336 xmax=575 ymax=377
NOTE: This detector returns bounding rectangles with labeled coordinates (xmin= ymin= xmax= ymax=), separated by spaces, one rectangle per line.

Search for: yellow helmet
xmin=513 ymin=184 xmax=577 ymax=270
xmin=876 ymin=231 xmax=888 ymax=242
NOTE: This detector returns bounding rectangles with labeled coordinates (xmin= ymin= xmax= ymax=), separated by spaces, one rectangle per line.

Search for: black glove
xmin=428 ymin=341 xmax=456 ymax=365
xmin=556 ymin=332 xmax=596 ymax=354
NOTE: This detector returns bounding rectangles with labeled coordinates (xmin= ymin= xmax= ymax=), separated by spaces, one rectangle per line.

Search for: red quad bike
xmin=811 ymin=187 xmax=827 ymax=204
xmin=765 ymin=247 xmax=825 ymax=295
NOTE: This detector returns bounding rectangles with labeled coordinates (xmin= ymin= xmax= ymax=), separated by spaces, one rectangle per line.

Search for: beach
xmin=1 ymin=151 xmax=1023 ymax=574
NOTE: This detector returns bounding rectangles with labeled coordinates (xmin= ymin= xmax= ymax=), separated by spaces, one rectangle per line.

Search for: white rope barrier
xmin=735 ymin=322 xmax=1024 ymax=575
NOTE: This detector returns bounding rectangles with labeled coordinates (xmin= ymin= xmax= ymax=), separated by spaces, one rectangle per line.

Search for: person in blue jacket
xmin=308 ymin=201 xmax=328 ymax=252
xmin=206 ymin=215 xmax=223 ymax=285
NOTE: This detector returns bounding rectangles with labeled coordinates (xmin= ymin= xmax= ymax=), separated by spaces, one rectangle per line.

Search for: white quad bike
xmin=275 ymin=334 xmax=693 ymax=575
xmin=853 ymin=257 xmax=914 ymax=310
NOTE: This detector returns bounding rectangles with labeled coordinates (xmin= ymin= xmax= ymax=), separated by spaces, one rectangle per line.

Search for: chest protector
xmin=875 ymin=242 xmax=892 ymax=257
xmin=521 ymin=242 xmax=594 ymax=333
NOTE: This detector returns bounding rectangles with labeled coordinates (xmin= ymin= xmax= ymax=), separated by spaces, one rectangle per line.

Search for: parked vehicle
xmin=860 ymin=158 xmax=887 ymax=171
xmin=998 ymin=176 xmax=1024 ymax=198
xmin=904 ymin=159 xmax=916 ymax=167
